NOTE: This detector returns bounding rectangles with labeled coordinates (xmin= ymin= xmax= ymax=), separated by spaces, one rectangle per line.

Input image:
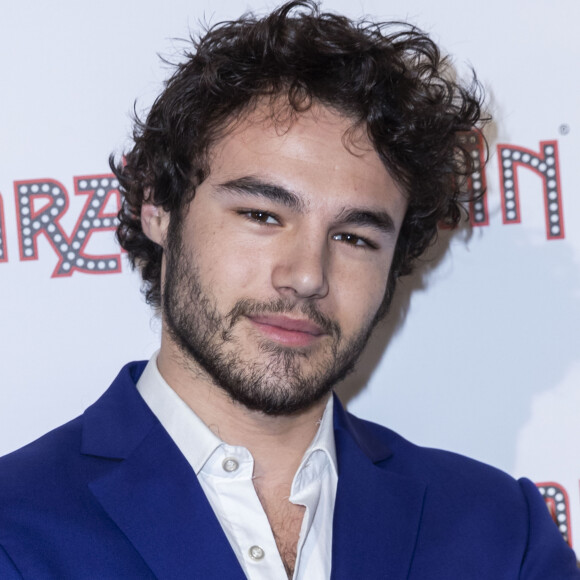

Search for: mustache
xmin=226 ymin=298 xmax=341 ymax=340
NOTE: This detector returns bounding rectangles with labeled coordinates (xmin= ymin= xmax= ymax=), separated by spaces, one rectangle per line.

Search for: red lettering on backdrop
xmin=14 ymin=174 xmax=121 ymax=276
xmin=497 ymin=141 xmax=565 ymax=240
xmin=536 ymin=481 xmax=572 ymax=547
xmin=458 ymin=131 xmax=489 ymax=227
xmin=0 ymin=192 xmax=7 ymax=263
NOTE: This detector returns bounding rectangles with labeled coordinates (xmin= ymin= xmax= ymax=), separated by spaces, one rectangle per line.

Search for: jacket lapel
xmin=331 ymin=397 xmax=426 ymax=580
xmin=82 ymin=362 xmax=245 ymax=580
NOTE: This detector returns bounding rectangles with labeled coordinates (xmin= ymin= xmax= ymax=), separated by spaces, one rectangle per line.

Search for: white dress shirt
xmin=136 ymin=354 xmax=338 ymax=580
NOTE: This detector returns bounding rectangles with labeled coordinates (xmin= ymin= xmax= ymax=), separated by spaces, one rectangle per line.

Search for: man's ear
xmin=141 ymin=203 xmax=170 ymax=247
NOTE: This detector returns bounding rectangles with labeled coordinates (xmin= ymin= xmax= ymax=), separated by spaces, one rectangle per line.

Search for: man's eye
xmin=241 ymin=210 xmax=280 ymax=225
xmin=332 ymin=233 xmax=376 ymax=248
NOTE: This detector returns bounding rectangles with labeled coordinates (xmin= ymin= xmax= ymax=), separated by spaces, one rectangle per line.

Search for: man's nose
xmin=271 ymin=233 xmax=330 ymax=300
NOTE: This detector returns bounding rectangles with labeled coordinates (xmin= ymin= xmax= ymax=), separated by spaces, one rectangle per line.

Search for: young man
xmin=1 ymin=2 xmax=578 ymax=578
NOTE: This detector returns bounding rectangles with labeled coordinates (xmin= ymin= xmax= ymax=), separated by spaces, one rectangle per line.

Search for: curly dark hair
xmin=111 ymin=0 xmax=485 ymax=309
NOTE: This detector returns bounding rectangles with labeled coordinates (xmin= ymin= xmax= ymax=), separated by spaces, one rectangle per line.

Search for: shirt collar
xmin=136 ymin=353 xmax=338 ymax=477
xmin=300 ymin=394 xmax=338 ymax=478
xmin=136 ymin=353 xmax=221 ymax=474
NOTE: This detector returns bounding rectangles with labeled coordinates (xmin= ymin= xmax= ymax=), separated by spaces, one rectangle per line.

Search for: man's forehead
xmin=213 ymin=99 xmax=376 ymax=158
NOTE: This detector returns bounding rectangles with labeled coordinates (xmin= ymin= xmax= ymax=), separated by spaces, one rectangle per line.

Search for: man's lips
xmin=249 ymin=314 xmax=326 ymax=335
xmin=246 ymin=314 xmax=327 ymax=346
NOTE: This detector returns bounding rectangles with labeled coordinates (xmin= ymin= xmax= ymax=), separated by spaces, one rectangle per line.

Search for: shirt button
xmin=222 ymin=457 xmax=239 ymax=472
xmin=249 ymin=545 xmax=265 ymax=560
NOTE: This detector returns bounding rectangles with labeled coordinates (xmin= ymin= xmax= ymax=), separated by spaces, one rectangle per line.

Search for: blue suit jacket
xmin=0 ymin=361 xmax=578 ymax=579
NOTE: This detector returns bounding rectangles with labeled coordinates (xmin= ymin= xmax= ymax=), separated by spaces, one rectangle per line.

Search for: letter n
xmin=497 ymin=141 xmax=564 ymax=239
xmin=536 ymin=481 xmax=572 ymax=547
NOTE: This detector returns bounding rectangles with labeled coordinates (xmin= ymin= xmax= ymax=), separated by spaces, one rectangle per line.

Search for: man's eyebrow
xmin=335 ymin=207 xmax=396 ymax=234
xmin=216 ymin=177 xmax=395 ymax=233
xmin=216 ymin=176 xmax=305 ymax=211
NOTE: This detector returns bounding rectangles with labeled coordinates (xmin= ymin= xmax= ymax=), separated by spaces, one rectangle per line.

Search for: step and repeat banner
xmin=2 ymin=0 xmax=579 ymax=551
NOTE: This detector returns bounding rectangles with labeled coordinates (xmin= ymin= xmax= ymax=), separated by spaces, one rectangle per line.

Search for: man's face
xmin=161 ymin=105 xmax=407 ymax=415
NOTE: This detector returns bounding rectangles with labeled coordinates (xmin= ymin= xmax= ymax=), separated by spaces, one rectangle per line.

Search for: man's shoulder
xmin=343 ymin=407 xmax=525 ymax=496
xmin=0 ymin=412 xmax=99 ymax=555
xmin=0 ymin=361 xmax=162 ymax=579
xmin=341 ymin=410 xmax=548 ymax=555
xmin=0 ymin=415 xmax=84 ymax=496
xmin=0 ymin=361 xmax=148 ymax=500
xmin=342 ymin=413 xmax=579 ymax=578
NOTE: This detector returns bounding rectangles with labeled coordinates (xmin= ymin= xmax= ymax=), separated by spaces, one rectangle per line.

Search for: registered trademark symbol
xmin=559 ymin=124 xmax=570 ymax=135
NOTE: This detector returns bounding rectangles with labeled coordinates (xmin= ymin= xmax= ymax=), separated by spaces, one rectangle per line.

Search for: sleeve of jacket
xmin=518 ymin=478 xmax=580 ymax=579
xmin=0 ymin=544 xmax=23 ymax=579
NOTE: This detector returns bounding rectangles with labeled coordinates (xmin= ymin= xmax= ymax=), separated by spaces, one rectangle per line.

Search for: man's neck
xmin=156 ymin=341 xmax=329 ymax=484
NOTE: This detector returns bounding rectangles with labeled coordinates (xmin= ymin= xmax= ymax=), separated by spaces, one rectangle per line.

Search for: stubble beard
xmin=162 ymin=215 xmax=383 ymax=416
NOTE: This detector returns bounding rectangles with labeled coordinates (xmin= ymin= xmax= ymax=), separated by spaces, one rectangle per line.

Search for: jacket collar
xmin=331 ymin=394 xmax=426 ymax=579
xmin=81 ymin=361 xmax=152 ymax=459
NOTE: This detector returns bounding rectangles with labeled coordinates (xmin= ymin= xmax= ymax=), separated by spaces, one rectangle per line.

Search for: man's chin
xmin=222 ymin=384 xmax=333 ymax=417
xmin=210 ymin=357 xmax=347 ymax=416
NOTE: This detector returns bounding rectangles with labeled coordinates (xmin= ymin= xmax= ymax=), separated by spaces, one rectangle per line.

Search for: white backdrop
xmin=2 ymin=0 xmax=579 ymax=551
